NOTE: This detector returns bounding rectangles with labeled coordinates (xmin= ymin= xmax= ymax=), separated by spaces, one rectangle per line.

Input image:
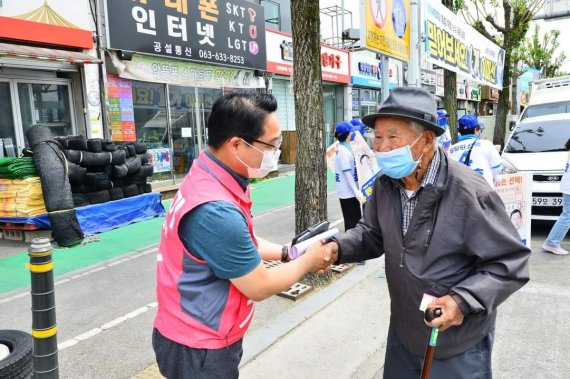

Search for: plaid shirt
xmin=397 ymin=149 xmax=441 ymax=235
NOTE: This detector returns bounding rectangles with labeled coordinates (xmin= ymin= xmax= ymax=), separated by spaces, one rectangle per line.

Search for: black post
xmin=28 ymin=237 xmax=59 ymax=378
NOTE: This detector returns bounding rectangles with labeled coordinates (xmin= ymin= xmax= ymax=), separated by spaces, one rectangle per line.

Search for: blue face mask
xmin=375 ymin=134 xmax=424 ymax=179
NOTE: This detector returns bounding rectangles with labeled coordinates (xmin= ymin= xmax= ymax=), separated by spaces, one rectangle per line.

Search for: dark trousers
xmin=339 ymin=197 xmax=362 ymax=231
xmin=152 ymin=328 xmax=243 ymax=379
xmin=383 ymin=323 xmax=494 ymax=379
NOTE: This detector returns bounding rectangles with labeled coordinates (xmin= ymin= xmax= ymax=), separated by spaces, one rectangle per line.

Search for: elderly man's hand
xmin=303 ymin=240 xmax=338 ymax=275
xmin=425 ymin=295 xmax=464 ymax=332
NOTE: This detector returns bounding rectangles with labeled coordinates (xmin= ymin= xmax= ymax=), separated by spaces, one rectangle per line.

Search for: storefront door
xmin=169 ymin=86 xmax=222 ymax=181
xmin=0 ymin=81 xmax=18 ymax=157
xmin=0 ymin=78 xmax=75 ymax=156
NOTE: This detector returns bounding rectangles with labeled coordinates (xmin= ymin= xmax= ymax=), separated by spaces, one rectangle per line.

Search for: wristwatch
xmin=280 ymin=245 xmax=290 ymax=263
xmin=450 ymin=292 xmax=470 ymax=315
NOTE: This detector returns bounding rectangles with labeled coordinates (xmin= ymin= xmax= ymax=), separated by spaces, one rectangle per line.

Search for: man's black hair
xmin=207 ymin=91 xmax=278 ymax=149
xmin=510 ymin=209 xmax=522 ymax=218
xmin=336 ymin=132 xmax=350 ymax=142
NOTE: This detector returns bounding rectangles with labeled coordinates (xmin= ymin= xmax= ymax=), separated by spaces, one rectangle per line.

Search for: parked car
xmin=502 ymin=113 xmax=570 ymax=221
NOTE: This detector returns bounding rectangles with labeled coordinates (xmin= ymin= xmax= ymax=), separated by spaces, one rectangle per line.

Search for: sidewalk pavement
xmin=134 ymin=258 xmax=389 ymax=379
xmin=240 ymin=257 xmax=389 ymax=379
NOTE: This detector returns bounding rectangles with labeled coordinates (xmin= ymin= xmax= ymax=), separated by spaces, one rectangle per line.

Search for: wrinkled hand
xmin=424 ymin=295 xmax=464 ymax=332
xmin=303 ymin=240 xmax=338 ymax=275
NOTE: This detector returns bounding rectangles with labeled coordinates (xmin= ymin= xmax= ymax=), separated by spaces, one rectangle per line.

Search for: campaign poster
xmin=495 ymin=173 xmax=532 ymax=246
xmin=326 ymin=133 xmax=381 ymax=202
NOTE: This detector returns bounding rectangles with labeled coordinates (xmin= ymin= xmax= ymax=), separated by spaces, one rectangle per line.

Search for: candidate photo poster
xmin=495 ymin=173 xmax=532 ymax=246
xmin=325 ymin=133 xmax=381 ymax=202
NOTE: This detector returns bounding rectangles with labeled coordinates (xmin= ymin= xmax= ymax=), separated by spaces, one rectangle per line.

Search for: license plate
xmin=532 ymin=197 xmax=563 ymax=207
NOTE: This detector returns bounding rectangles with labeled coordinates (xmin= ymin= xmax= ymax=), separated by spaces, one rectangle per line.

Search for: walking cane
xmin=420 ymin=307 xmax=442 ymax=379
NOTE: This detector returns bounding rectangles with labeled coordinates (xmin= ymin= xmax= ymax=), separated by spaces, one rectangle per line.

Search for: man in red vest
xmin=153 ymin=91 xmax=335 ymax=378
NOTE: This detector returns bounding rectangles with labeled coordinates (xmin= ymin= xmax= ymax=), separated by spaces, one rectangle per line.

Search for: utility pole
xmin=408 ymin=0 xmax=420 ymax=87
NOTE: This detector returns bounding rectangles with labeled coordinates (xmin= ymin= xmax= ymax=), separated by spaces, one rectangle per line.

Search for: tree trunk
xmin=291 ymin=0 xmax=327 ymax=234
xmin=494 ymin=49 xmax=512 ymax=151
xmin=511 ymin=76 xmax=518 ymax=115
xmin=444 ymin=69 xmax=458 ymax=143
xmin=442 ymin=0 xmax=457 ymax=143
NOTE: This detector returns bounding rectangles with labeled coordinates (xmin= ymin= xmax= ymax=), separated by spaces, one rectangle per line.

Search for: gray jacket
xmin=335 ymin=150 xmax=530 ymax=359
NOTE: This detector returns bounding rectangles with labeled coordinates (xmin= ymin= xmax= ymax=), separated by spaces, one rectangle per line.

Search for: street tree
xmin=515 ymin=25 xmax=567 ymax=78
xmin=443 ymin=0 xmax=461 ymax=142
xmin=462 ymin=0 xmax=545 ymax=150
xmin=290 ymin=0 xmax=327 ymax=234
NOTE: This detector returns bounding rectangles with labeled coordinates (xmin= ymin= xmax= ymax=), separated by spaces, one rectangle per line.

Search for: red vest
xmin=154 ymin=150 xmax=257 ymax=349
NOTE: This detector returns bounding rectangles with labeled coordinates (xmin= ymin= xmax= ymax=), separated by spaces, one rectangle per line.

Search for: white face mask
xmin=236 ymin=139 xmax=281 ymax=178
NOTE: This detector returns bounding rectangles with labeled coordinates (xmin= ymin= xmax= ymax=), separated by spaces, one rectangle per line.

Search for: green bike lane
xmin=0 ymin=172 xmax=336 ymax=294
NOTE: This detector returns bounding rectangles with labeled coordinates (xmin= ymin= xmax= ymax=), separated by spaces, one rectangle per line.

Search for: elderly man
xmin=321 ymin=87 xmax=530 ymax=378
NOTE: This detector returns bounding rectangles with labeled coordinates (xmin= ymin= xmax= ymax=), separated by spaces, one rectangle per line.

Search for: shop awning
xmin=0 ymin=42 xmax=102 ymax=64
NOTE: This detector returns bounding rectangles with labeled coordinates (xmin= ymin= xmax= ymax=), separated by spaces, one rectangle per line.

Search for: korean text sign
xmin=360 ymin=0 xmax=410 ymax=62
xmin=424 ymin=0 xmax=505 ymax=90
xmin=105 ymin=0 xmax=266 ymax=70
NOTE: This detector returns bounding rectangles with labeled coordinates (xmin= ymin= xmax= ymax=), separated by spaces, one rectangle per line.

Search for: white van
xmin=519 ymin=76 xmax=570 ymax=121
xmin=502 ymin=113 xmax=570 ymax=220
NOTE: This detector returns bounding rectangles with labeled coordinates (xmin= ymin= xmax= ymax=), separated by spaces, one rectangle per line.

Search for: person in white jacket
xmin=448 ymin=114 xmax=502 ymax=188
xmin=543 ymin=137 xmax=570 ymax=256
xmin=334 ymin=121 xmax=364 ymax=231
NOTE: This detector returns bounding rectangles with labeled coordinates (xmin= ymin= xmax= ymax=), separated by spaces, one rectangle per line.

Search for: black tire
xmin=144 ymin=183 xmax=152 ymax=193
xmin=134 ymin=165 xmax=154 ymax=177
xmin=0 ymin=330 xmax=33 ymax=379
xmin=123 ymin=184 xmax=139 ymax=198
xmin=85 ymin=190 xmax=110 ymax=205
xmin=72 ymin=193 xmax=90 ymax=207
xmin=123 ymin=175 xmax=146 ymax=185
xmin=108 ymin=187 xmax=124 ymax=201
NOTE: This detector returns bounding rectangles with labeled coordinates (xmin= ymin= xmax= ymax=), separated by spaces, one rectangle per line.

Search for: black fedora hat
xmin=362 ymin=87 xmax=444 ymax=136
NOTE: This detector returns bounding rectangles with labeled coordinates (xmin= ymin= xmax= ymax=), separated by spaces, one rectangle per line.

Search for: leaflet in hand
xmin=288 ymin=228 xmax=339 ymax=260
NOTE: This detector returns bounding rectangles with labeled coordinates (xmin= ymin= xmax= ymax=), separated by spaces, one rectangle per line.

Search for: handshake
xmin=287 ymin=221 xmax=340 ymax=275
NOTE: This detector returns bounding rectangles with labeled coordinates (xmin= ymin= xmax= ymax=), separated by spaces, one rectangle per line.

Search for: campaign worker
xmin=448 ymin=114 xmax=503 ymax=189
xmin=153 ymin=91 xmax=335 ymax=378
xmin=317 ymin=86 xmax=530 ymax=378
xmin=436 ymin=109 xmax=453 ymax=153
xmin=334 ymin=121 xmax=365 ymax=231
xmin=543 ymin=137 xmax=570 ymax=256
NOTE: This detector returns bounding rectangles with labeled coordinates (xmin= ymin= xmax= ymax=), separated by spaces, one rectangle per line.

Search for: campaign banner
xmin=326 ymin=133 xmax=381 ymax=202
xmin=495 ymin=173 xmax=532 ymax=247
xmin=105 ymin=0 xmax=266 ymax=70
xmin=424 ymin=0 xmax=505 ymax=90
xmin=360 ymin=0 xmax=411 ymax=62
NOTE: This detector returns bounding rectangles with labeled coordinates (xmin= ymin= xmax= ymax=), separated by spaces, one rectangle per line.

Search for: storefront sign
xmin=107 ymin=74 xmax=137 ymax=142
xmin=421 ymin=69 xmax=436 ymax=94
xmin=457 ymin=82 xmax=467 ymax=100
xmin=105 ymin=0 xmax=266 ymax=70
xmin=424 ymin=0 xmax=505 ymax=90
xmin=265 ymin=29 xmax=350 ymax=84
xmin=435 ymin=71 xmax=444 ymax=97
xmin=467 ymin=85 xmax=481 ymax=102
xmin=109 ymin=52 xmax=264 ymax=88
xmin=147 ymin=148 xmax=172 ymax=173
xmin=496 ymin=173 xmax=532 ymax=247
xmin=360 ymin=0 xmax=410 ymax=61
xmin=349 ymin=51 xmax=398 ymax=89
xmin=0 ymin=0 xmax=93 ymax=48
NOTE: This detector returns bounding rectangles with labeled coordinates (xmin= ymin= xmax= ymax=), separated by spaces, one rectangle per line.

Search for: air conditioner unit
xmin=342 ymin=28 xmax=360 ymax=41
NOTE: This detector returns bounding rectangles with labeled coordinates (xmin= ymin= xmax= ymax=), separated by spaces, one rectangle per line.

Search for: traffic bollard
xmin=28 ymin=237 xmax=59 ymax=378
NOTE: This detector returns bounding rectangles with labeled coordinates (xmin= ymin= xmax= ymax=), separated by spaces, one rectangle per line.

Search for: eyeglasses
xmin=247 ymin=135 xmax=283 ymax=152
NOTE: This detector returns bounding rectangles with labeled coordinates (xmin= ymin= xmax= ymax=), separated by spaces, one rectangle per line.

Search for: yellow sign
xmin=362 ymin=0 xmax=411 ymax=62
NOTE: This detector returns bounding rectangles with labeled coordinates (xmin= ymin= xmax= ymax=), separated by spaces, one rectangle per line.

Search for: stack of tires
xmin=55 ymin=137 xmax=154 ymax=208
